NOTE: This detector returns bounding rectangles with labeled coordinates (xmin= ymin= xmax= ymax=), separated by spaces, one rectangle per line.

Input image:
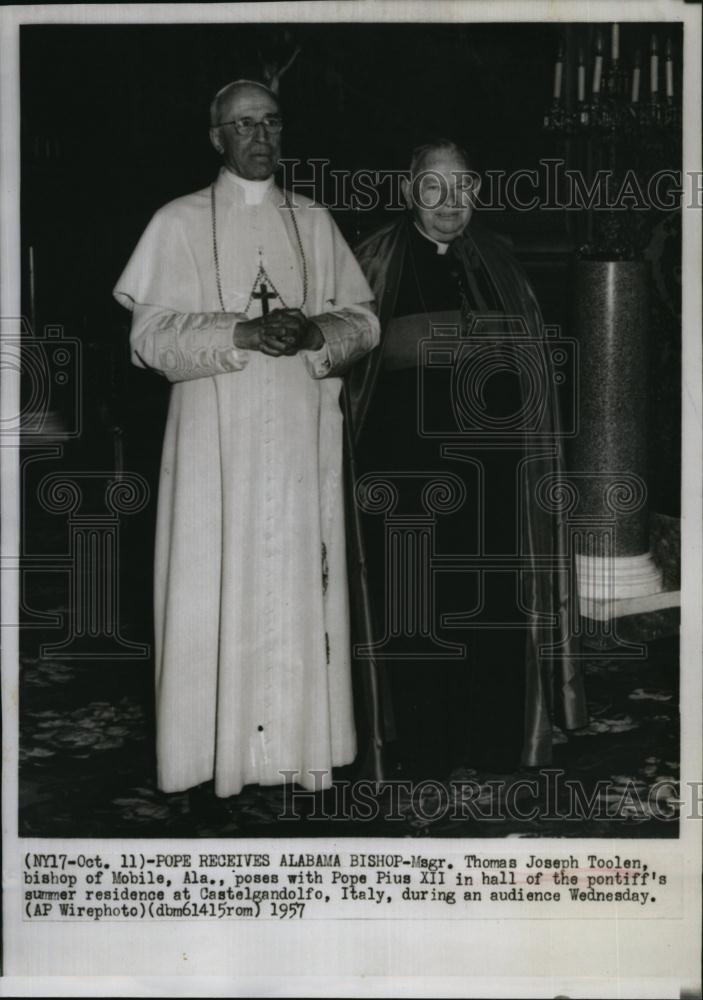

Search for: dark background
xmin=20 ymin=19 xmax=682 ymax=645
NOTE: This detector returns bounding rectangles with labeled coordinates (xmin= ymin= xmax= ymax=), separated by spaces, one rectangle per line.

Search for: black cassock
xmin=346 ymin=215 xmax=588 ymax=779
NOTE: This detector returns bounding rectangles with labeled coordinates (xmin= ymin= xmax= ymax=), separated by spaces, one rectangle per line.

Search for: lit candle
xmin=631 ymin=50 xmax=641 ymax=103
xmin=665 ymin=38 xmax=674 ymax=98
xmin=553 ymin=40 xmax=564 ymax=100
xmin=611 ymin=23 xmax=620 ymax=61
xmin=650 ymin=34 xmax=659 ymax=95
xmin=578 ymin=48 xmax=585 ymax=102
xmin=593 ymin=31 xmax=603 ymax=95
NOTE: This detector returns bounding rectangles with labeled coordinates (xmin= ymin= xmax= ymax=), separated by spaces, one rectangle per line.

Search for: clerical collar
xmin=219 ymin=167 xmax=274 ymax=205
xmin=413 ymin=222 xmax=451 ymax=255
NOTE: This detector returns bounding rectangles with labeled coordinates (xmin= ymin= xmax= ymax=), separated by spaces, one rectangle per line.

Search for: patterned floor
xmin=19 ymin=634 xmax=679 ymax=839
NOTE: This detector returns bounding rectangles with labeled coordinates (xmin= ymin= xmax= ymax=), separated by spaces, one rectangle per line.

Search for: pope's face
xmin=210 ymin=85 xmax=281 ymax=180
xmin=404 ymin=151 xmax=479 ymax=243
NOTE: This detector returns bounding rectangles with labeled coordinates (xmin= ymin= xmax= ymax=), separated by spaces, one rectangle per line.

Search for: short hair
xmin=409 ymin=139 xmax=477 ymax=178
xmin=209 ymin=79 xmax=278 ymax=127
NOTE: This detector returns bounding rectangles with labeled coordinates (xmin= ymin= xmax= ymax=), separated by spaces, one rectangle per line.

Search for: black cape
xmin=344 ymin=216 xmax=588 ymax=778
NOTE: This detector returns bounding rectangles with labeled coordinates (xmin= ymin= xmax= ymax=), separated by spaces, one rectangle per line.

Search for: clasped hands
xmin=234 ymin=308 xmax=323 ymax=357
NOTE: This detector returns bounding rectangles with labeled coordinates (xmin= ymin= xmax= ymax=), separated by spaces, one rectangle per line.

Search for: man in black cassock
xmin=347 ymin=139 xmax=587 ymax=780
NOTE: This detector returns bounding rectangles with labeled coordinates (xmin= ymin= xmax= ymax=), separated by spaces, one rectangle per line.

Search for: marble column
xmin=570 ymin=259 xmax=663 ymax=603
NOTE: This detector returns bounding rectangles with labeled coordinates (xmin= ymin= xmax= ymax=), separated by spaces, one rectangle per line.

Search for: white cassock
xmin=114 ymin=167 xmax=379 ymax=796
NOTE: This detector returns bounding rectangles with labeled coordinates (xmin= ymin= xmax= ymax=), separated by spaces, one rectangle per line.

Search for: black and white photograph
xmin=1 ymin=1 xmax=701 ymax=995
xmin=14 ymin=14 xmax=686 ymax=837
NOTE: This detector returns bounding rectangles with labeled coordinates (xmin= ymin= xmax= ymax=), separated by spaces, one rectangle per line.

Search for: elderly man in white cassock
xmin=113 ymin=80 xmax=379 ymax=799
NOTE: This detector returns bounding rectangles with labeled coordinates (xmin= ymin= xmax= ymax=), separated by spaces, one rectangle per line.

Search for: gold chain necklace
xmin=210 ymin=183 xmax=308 ymax=314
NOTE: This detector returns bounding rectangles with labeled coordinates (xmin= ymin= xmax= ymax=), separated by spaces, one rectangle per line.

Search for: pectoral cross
xmin=252 ymin=281 xmax=277 ymax=317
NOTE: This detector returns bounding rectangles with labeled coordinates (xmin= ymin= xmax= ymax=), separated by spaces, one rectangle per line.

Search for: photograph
xmin=15 ymin=17 xmax=684 ymax=841
xmin=1 ymin=2 xmax=700 ymax=995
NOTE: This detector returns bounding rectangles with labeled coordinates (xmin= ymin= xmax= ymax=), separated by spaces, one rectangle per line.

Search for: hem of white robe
xmin=157 ymin=750 xmax=357 ymax=798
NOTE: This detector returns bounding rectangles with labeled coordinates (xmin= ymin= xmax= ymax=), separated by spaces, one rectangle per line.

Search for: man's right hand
xmin=233 ymin=315 xmax=279 ymax=355
xmin=233 ymin=309 xmax=309 ymax=357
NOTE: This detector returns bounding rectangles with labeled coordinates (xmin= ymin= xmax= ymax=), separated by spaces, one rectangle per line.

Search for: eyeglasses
xmin=215 ymin=115 xmax=284 ymax=137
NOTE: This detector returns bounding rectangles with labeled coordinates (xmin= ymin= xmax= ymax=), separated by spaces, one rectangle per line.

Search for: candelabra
xmin=542 ymin=24 xmax=682 ymax=630
xmin=543 ymin=26 xmax=681 ymax=259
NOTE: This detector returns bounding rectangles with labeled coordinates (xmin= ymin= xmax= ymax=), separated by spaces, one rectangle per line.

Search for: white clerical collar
xmin=219 ymin=167 xmax=275 ymax=205
xmin=413 ymin=222 xmax=451 ymax=255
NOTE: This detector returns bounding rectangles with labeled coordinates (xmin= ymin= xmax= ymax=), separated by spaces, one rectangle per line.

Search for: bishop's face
xmin=404 ymin=151 xmax=479 ymax=244
xmin=210 ymin=85 xmax=282 ymax=180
